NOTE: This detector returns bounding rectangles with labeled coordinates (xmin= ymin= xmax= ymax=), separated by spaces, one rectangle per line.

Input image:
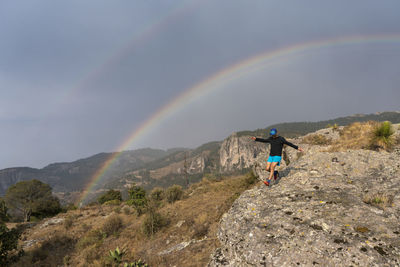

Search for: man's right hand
xmin=251 ymin=137 xmax=256 ymax=140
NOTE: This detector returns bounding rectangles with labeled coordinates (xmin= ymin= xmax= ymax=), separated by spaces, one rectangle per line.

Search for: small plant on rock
xmin=363 ymin=192 xmax=394 ymax=209
xmin=302 ymin=134 xmax=332 ymax=146
xmin=370 ymin=121 xmax=395 ymax=151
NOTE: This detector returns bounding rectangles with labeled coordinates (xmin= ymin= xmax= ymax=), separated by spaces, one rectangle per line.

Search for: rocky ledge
xmin=209 ymin=145 xmax=400 ymax=266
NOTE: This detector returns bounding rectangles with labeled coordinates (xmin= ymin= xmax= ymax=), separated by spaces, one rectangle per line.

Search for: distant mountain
xmin=1 ymin=111 xmax=399 ymax=205
xmin=238 ymin=111 xmax=400 ymax=138
xmin=0 ymin=148 xmax=179 ymax=197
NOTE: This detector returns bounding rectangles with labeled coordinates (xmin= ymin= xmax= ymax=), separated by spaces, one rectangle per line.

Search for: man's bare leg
xmin=268 ymin=162 xmax=278 ymax=181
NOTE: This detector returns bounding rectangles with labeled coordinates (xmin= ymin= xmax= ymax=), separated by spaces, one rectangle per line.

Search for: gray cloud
xmin=1 ymin=0 xmax=400 ymax=168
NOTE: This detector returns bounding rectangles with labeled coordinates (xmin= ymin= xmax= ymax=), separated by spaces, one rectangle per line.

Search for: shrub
xmin=83 ymin=244 xmax=101 ymax=263
xmin=113 ymin=207 xmax=121 ymax=214
xmin=77 ymin=229 xmax=105 ymax=249
xmin=327 ymin=123 xmax=339 ymax=131
xmin=204 ymin=172 xmax=222 ymax=182
xmin=363 ymin=192 xmax=394 ymax=209
xmin=243 ymin=171 xmax=258 ymax=186
xmin=62 ymin=203 xmax=77 ymax=212
xmin=0 ymin=199 xmax=9 ymax=223
xmin=122 ymin=206 xmax=131 ymax=215
xmin=127 ymin=185 xmax=147 ymax=216
xmin=104 ymin=199 xmax=121 ymax=206
xmin=192 ymin=223 xmax=209 ymax=239
xmin=302 ymin=134 xmax=332 ymax=145
xmin=102 ymin=215 xmax=123 ymax=236
xmin=0 ymin=222 xmax=21 ymax=265
xmin=64 ymin=215 xmax=74 ymax=230
xmin=106 ymin=247 xmax=148 ymax=267
xmin=166 ymin=185 xmax=184 ymax=204
xmin=329 ymin=121 xmax=378 ymax=151
xmin=108 ymin=247 xmax=124 ymax=265
xmin=31 ymin=246 xmax=48 ymax=263
xmin=63 ymin=255 xmax=71 ymax=266
xmin=150 ymin=187 xmax=164 ymax=202
xmin=370 ymin=121 xmax=395 ymax=151
xmin=142 ymin=212 xmax=168 ymax=237
xmin=98 ymin=190 xmax=122 ymax=204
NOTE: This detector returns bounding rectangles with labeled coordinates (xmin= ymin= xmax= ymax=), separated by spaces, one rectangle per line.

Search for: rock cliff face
xmin=209 ymin=129 xmax=400 ymax=266
xmin=219 ymin=133 xmax=269 ymax=172
xmin=219 ymin=132 xmax=300 ymax=177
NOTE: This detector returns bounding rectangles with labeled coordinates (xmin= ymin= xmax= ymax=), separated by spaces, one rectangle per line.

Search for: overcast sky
xmin=1 ymin=0 xmax=400 ymax=169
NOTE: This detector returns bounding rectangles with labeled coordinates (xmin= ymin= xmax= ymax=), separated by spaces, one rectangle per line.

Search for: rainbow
xmin=77 ymin=33 xmax=400 ymax=205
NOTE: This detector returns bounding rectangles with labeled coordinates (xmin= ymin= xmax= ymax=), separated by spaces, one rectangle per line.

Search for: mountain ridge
xmin=1 ymin=111 xmax=399 ymax=204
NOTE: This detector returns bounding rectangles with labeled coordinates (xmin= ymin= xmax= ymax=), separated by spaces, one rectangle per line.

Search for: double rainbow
xmin=77 ymin=33 xmax=400 ymax=205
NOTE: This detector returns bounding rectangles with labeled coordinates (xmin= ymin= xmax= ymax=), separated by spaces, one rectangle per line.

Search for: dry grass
xmin=363 ymin=192 xmax=394 ymax=209
xmin=302 ymin=134 xmax=332 ymax=146
xmin=102 ymin=214 xmax=123 ymax=236
xmin=12 ymin=174 xmax=257 ymax=267
xmin=328 ymin=121 xmax=378 ymax=151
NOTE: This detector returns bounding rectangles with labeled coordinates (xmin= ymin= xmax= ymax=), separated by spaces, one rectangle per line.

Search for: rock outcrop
xmin=210 ymin=131 xmax=400 ymax=266
xmin=219 ymin=132 xmax=302 ymax=179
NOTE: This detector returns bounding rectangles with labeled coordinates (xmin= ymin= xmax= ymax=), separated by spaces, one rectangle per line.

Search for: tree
xmin=98 ymin=189 xmax=122 ymax=204
xmin=127 ymin=185 xmax=147 ymax=216
xmin=5 ymin=179 xmax=61 ymax=222
xmin=0 ymin=198 xmax=9 ymax=223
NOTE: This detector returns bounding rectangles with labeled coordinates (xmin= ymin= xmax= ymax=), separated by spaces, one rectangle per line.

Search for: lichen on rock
xmin=209 ymin=128 xmax=400 ymax=266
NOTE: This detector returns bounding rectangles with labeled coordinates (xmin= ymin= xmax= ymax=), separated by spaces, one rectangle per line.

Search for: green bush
xmin=150 ymin=187 xmax=164 ymax=202
xmin=0 ymin=199 xmax=9 ymax=223
xmin=142 ymin=212 xmax=168 ymax=236
xmin=0 ymin=222 xmax=21 ymax=265
xmin=166 ymin=185 xmax=184 ymax=204
xmin=98 ymin=190 xmax=122 ymax=204
xmin=102 ymin=215 xmax=123 ymax=236
xmin=127 ymin=185 xmax=147 ymax=216
xmin=370 ymin=121 xmax=395 ymax=150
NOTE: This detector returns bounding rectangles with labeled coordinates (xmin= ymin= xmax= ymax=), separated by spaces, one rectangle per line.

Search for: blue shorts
xmin=267 ymin=155 xmax=281 ymax=166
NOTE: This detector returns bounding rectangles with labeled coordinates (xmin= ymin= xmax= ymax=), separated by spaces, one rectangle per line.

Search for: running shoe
xmin=263 ymin=180 xmax=270 ymax=186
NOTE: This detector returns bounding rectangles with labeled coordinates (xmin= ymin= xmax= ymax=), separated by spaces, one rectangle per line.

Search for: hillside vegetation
xmin=10 ymin=173 xmax=258 ymax=267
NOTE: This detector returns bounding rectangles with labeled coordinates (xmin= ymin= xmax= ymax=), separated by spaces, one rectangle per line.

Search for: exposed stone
xmin=39 ymin=217 xmax=64 ymax=229
xmin=209 ymin=128 xmax=400 ymax=266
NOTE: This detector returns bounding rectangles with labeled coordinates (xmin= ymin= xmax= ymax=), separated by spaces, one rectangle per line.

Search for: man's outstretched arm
xmin=250 ymin=136 xmax=270 ymax=143
xmin=282 ymin=137 xmax=304 ymax=152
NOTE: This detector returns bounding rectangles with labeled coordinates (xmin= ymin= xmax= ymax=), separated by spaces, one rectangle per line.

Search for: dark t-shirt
xmin=254 ymin=136 xmax=298 ymax=156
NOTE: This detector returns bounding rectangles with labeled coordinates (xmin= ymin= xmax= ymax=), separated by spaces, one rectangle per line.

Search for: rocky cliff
xmin=209 ymin=127 xmax=400 ymax=266
xmin=219 ymin=131 xmax=300 ymax=177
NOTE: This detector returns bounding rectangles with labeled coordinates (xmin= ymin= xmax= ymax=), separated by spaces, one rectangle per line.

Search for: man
xmin=251 ymin=128 xmax=303 ymax=186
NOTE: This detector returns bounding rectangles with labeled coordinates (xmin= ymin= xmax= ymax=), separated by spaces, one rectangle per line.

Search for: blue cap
xmin=269 ymin=128 xmax=277 ymax=136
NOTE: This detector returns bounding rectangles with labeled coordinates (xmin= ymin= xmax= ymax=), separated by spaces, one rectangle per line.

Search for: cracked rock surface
xmin=209 ymin=133 xmax=400 ymax=266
